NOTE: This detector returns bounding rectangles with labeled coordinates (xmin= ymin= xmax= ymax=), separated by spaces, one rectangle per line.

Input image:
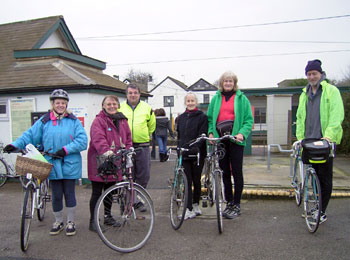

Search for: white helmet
xmin=50 ymin=89 xmax=69 ymax=101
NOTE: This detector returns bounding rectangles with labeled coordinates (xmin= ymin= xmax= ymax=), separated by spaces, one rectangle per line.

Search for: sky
xmin=1 ymin=0 xmax=350 ymax=88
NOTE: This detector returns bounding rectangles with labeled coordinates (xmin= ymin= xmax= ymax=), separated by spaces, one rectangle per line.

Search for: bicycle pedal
xmin=202 ymin=201 xmax=208 ymax=208
xmin=44 ymin=195 xmax=51 ymax=202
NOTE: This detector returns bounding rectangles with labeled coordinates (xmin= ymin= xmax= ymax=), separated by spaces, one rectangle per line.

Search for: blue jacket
xmin=12 ymin=111 xmax=87 ymax=180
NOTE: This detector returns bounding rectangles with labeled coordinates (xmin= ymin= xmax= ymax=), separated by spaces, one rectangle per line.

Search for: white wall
xmin=148 ymin=78 xmax=188 ymax=118
xmin=267 ymin=95 xmax=292 ymax=145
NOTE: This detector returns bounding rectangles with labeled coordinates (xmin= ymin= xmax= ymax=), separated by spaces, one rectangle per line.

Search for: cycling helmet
xmin=50 ymin=89 xmax=69 ymax=101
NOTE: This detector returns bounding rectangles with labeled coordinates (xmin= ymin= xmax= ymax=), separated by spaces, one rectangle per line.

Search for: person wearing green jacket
xmin=296 ymin=59 xmax=344 ymax=223
xmin=207 ymin=71 xmax=253 ymax=219
xmin=119 ymin=84 xmax=156 ymax=211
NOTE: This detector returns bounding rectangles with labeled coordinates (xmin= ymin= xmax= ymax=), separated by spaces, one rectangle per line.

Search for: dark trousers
xmin=219 ymin=141 xmax=244 ymax=205
xmin=89 ymin=181 xmax=116 ymax=220
xmin=133 ymin=146 xmax=151 ymax=188
xmin=312 ymin=157 xmax=333 ymax=213
xmin=183 ymin=159 xmax=204 ymax=210
xmin=51 ymin=179 xmax=77 ymax=212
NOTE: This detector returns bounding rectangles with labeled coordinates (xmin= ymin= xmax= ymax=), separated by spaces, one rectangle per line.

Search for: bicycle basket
xmin=301 ymin=139 xmax=330 ymax=164
xmin=15 ymin=156 xmax=53 ymax=180
xmin=96 ymin=155 xmax=118 ymax=176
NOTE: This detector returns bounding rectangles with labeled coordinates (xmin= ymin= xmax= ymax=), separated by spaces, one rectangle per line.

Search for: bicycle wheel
xmin=202 ymin=160 xmax=214 ymax=207
xmin=214 ymin=170 xmax=224 ymax=234
xmin=292 ymin=159 xmax=303 ymax=206
xmin=94 ymin=183 xmax=155 ymax=253
xmin=170 ymin=169 xmax=188 ymax=230
xmin=37 ymin=179 xmax=49 ymax=221
xmin=21 ymin=184 xmax=34 ymax=251
xmin=303 ymin=169 xmax=322 ymax=233
xmin=0 ymin=159 xmax=8 ymax=188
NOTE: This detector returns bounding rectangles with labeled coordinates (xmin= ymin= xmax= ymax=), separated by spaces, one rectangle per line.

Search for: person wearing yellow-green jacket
xmin=119 ymin=84 xmax=156 ymax=197
xmin=296 ymin=59 xmax=344 ymax=223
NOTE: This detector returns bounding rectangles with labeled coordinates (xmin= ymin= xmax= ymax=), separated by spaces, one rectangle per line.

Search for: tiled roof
xmin=0 ymin=16 xmax=128 ymax=94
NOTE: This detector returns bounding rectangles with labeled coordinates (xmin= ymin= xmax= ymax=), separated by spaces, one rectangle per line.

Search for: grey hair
xmin=184 ymin=92 xmax=198 ymax=104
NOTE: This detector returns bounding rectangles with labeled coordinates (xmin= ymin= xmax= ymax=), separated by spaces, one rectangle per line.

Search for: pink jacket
xmin=88 ymin=110 xmax=132 ymax=182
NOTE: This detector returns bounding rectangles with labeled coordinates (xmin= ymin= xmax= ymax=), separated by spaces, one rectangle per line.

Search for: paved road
xmin=1 ymin=183 xmax=349 ymax=260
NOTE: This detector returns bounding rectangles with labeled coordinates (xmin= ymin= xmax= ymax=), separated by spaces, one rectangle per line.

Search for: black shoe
xmin=50 ymin=222 xmax=64 ymax=235
xmin=134 ymin=201 xmax=147 ymax=212
xmin=65 ymin=221 xmax=76 ymax=236
xmin=89 ymin=220 xmax=107 ymax=232
xmin=104 ymin=215 xmax=116 ymax=225
xmin=224 ymin=204 xmax=241 ymax=219
xmin=319 ymin=212 xmax=327 ymax=224
xmin=222 ymin=202 xmax=234 ymax=218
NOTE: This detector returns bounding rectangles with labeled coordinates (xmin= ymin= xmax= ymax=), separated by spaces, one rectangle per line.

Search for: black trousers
xmin=312 ymin=157 xmax=333 ymax=213
xmin=183 ymin=159 xmax=204 ymax=210
xmin=89 ymin=181 xmax=116 ymax=220
xmin=219 ymin=140 xmax=244 ymax=205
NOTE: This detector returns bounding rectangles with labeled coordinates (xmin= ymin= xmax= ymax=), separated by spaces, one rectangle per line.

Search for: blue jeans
xmin=156 ymin=135 xmax=168 ymax=154
xmin=50 ymin=179 xmax=77 ymax=212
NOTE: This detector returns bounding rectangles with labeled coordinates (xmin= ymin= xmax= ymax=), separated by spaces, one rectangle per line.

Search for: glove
xmin=3 ymin=144 xmax=16 ymax=153
xmin=55 ymin=148 xmax=66 ymax=158
xmin=103 ymin=150 xmax=114 ymax=157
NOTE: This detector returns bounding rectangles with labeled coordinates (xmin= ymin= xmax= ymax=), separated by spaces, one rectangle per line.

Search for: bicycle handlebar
xmin=189 ymin=133 xmax=243 ymax=146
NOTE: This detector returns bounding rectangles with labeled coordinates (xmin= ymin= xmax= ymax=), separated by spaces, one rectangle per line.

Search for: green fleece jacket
xmin=207 ymin=89 xmax=253 ymax=146
xmin=296 ymin=80 xmax=344 ymax=144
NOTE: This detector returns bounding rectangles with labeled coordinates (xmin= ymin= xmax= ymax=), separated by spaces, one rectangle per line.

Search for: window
xmin=203 ymin=94 xmax=210 ymax=104
xmin=0 ymin=100 xmax=8 ymax=120
xmin=254 ymin=107 xmax=266 ymax=123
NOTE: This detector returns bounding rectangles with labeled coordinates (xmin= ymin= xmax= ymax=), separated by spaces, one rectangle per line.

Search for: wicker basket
xmin=15 ymin=156 xmax=53 ymax=181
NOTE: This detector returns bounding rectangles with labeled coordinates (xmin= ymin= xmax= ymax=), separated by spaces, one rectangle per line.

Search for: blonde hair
xmin=184 ymin=92 xmax=198 ymax=105
xmin=218 ymin=71 xmax=238 ymax=92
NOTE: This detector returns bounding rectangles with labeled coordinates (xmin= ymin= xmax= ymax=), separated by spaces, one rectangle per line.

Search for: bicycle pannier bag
xmin=301 ymin=139 xmax=330 ymax=164
xmin=216 ymin=120 xmax=234 ymax=137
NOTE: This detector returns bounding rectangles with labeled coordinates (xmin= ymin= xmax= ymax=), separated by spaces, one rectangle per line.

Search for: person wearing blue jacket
xmin=4 ymin=89 xmax=87 ymax=236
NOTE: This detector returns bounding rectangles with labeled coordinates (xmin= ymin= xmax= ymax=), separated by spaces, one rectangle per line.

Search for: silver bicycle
xmin=0 ymin=141 xmax=27 ymax=188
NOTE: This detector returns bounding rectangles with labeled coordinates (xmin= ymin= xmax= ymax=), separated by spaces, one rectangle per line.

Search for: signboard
xmin=10 ymin=98 xmax=35 ymax=141
xmin=70 ymin=107 xmax=87 ymax=127
xmin=163 ymin=96 xmax=174 ymax=107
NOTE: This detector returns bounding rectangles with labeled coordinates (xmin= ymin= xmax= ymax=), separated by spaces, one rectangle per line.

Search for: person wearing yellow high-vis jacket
xmin=296 ymin=59 xmax=344 ymax=224
xmin=119 ymin=84 xmax=156 ymax=211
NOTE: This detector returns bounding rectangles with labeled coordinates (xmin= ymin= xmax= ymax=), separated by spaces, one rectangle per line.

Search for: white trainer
xmin=193 ymin=203 xmax=202 ymax=215
xmin=184 ymin=209 xmax=196 ymax=220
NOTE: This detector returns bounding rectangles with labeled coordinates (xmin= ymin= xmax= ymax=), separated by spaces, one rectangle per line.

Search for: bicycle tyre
xmin=214 ymin=170 xmax=224 ymax=234
xmin=304 ymin=169 xmax=322 ymax=233
xmin=293 ymin=159 xmax=303 ymax=206
xmin=37 ymin=179 xmax=48 ymax=221
xmin=170 ymin=169 xmax=188 ymax=230
xmin=94 ymin=182 xmax=155 ymax=253
xmin=0 ymin=159 xmax=8 ymax=188
xmin=21 ymin=184 xmax=34 ymax=251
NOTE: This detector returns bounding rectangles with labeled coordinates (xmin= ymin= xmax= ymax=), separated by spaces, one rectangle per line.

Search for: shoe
xmin=184 ymin=209 xmax=196 ymax=220
xmin=65 ymin=221 xmax=76 ymax=236
xmin=104 ymin=215 xmax=116 ymax=225
xmin=193 ymin=203 xmax=202 ymax=215
xmin=134 ymin=201 xmax=147 ymax=212
xmin=50 ymin=222 xmax=64 ymax=235
xmin=224 ymin=204 xmax=241 ymax=219
xmin=320 ymin=212 xmax=327 ymax=224
xmin=222 ymin=202 xmax=234 ymax=218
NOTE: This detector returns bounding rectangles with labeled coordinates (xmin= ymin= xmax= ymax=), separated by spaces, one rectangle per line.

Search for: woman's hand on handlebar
xmin=235 ymin=133 xmax=244 ymax=142
xmin=208 ymin=133 xmax=215 ymax=144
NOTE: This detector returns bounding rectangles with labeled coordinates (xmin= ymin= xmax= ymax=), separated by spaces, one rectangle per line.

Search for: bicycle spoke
xmin=170 ymin=170 xmax=188 ymax=230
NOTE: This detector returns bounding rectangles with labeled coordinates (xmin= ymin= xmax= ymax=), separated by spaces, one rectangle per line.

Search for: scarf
xmin=221 ymin=89 xmax=236 ymax=101
xmin=103 ymin=110 xmax=127 ymax=132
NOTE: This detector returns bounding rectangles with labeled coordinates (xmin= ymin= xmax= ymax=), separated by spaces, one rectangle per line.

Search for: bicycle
xmin=94 ymin=147 xmax=155 ymax=253
xmin=0 ymin=141 xmax=27 ymax=188
xmin=11 ymin=149 xmax=58 ymax=251
xmin=190 ymin=133 xmax=240 ymax=234
xmin=290 ymin=139 xmax=335 ymax=233
xmin=167 ymin=146 xmax=191 ymax=230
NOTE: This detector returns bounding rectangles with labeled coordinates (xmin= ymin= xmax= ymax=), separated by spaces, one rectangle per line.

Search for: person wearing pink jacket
xmin=87 ymin=95 xmax=132 ymax=232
